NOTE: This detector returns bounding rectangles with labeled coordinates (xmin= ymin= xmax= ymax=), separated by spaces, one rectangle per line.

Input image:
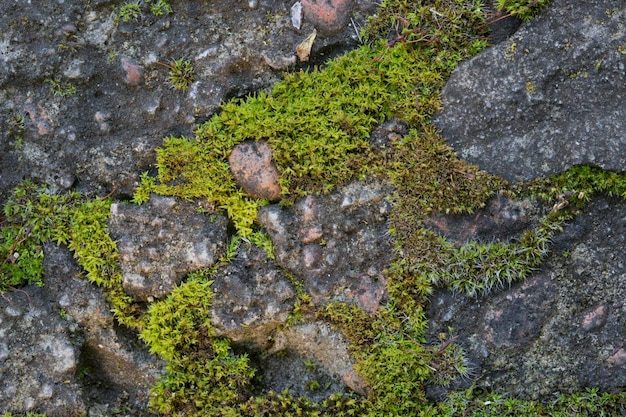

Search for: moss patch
xmin=0 ymin=181 xmax=139 ymax=328
xmin=135 ymin=0 xmax=489 ymax=236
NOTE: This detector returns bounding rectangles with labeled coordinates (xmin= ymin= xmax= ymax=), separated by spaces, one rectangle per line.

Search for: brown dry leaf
xmin=296 ymin=29 xmax=317 ymax=62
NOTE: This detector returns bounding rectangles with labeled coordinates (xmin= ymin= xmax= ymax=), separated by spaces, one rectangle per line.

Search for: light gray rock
xmin=43 ymin=243 xmax=163 ymax=415
xmin=260 ymin=321 xmax=366 ymax=400
xmin=435 ymin=0 xmax=626 ymax=182
xmin=109 ymin=195 xmax=228 ymax=301
xmin=211 ymin=242 xmax=296 ymax=347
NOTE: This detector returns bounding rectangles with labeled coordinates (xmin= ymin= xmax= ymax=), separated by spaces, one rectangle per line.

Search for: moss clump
xmin=495 ymin=0 xmax=553 ymax=21
xmin=0 ymin=181 xmax=139 ymax=327
xmin=425 ymin=387 xmax=626 ymax=416
xmin=140 ymin=279 xmax=256 ymax=415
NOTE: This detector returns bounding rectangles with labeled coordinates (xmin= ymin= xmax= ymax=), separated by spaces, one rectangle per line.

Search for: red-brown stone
xmin=228 ymin=140 xmax=282 ymax=202
xmin=301 ymin=0 xmax=353 ymax=35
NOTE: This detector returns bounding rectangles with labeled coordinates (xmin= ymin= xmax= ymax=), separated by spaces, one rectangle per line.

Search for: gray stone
xmin=426 ymin=196 xmax=626 ymax=400
xmin=43 ymin=243 xmax=164 ymax=414
xmin=261 ymin=321 xmax=367 ymax=399
xmin=257 ymin=180 xmax=392 ymax=313
xmin=211 ymin=243 xmax=296 ymax=347
xmin=109 ymin=195 xmax=228 ymax=301
xmin=434 ymin=0 xmax=626 ymax=182
xmin=0 ymin=286 xmax=86 ymax=416
xmin=0 ymin=0 xmax=374 ymax=198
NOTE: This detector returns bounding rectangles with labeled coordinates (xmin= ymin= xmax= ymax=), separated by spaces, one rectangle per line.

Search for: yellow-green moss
xmin=0 ymin=181 xmax=140 ymax=328
xmin=135 ymin=0 xmax=490 ymax=236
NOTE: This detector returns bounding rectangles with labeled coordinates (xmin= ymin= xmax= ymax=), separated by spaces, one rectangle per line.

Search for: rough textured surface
xmin=109 ymin=195 xmax=229 ymax=301
xmin=426 ymin=196 xmax=626 ymax=400
xmin=0 ymin=0 xmax=376 ymax=200
xmin=211 ymin=243 xmax=296 ymax=346
xmin=0 ymin=286 xmax=85 ymax=416
xmin=301 ymin=0 xmax=354 ymax=35
xmin=424 ymin=194 xmax=546 ymax=244
xmin=229 ymin=140 xmax=282 ymax=202
xmin=43 ymin=243 xmax=163 ymax=416
xmin=257 ymin=180 xmax=392 ymax=312
xmin=2 ymin=0 xmax=626 ymax=413
xmin=260 ymin=321 xmax=366 ymax=400
xmin=434 ymin=0 xmax=626 ymax=182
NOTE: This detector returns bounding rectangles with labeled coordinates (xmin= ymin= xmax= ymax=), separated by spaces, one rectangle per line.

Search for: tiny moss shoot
xmin=117 ymin=0 xmax=172 ymax=23
xmin=155 ymin=59 xmax=194 ymax=91
xmin=45 ymin=77 xmax=77 ymax=97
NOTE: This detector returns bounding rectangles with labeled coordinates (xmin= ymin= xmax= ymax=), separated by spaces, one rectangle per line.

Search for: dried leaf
xmin=296 ymin=29 xmax=317 ymax=62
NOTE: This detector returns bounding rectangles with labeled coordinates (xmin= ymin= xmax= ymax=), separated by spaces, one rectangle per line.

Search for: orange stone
xmin=301 ymin=0 xmax=353 ymax=35
xmin=228 ymin=140 xmax=282 ymax=202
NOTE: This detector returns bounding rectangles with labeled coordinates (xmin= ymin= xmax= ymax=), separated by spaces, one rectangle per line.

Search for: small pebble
xmin=301 ymin=0 xmax=353 ymax=35
xmin=229 ymin=140 xmax=282 ymax=201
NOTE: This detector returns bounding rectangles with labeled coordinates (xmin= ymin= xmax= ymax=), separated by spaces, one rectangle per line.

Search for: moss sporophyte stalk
xmin=3 ymin=0 xmax=626 ymax=415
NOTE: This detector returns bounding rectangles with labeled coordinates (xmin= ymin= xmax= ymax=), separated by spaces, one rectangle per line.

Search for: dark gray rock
xmin=257 ymin=180 xmax=392 ymax=313
xmin=427 ymin=196 xmax=626 ymax=400
xmin=0 ymin=286 xmax=85 ymax=416
xmin=42 ymin=243 xmax=163 ymax=415
xmin=109 ymin=195 xmax=228 ymax=301
xmin=211 ymin=243 xmax=296 ymax=347
xmin=434 ymin=0 xmax=626 ymax=182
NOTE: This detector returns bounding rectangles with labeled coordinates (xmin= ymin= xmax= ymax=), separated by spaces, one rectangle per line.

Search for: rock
xmin=211 ymin=242 xmax=296 ymax=347
xmin=257 ymin=180 xmax=392 ymax=313
xmin=260 ymin=321 xmax=367 ymax=399
xmin=229 ymin=140 xmax=282 ymax=202
xmin=426 ymin=196 xmax=626 ymax=400
xmin=301 ymin=0 xmax=354 ymax=35
xmin=109 ymin=195 xmax=228 ymax=301
xmin=423 ymin=194 xmax=545 ymax=244
xmin=42 ymin=243 xmax=164 ymax=414
xmin=0 ymin=286 xmax=86 ymax=416
xmin=120 ymin=56 xmax=144 ymax=86
xmin=434 ymin=0 xmax=626 ymax=182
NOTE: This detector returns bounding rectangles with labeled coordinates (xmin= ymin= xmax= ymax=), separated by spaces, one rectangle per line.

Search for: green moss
xmin=138 ymin=0 xmax=490 ymax=237
xmin=2 ymin=1 xmax=623 ymax=416
xmin=495 ymin=0 xmax=553 ymax=21
xmin=118 ymin=1 xmax=141 ymax=23
xmin=0 ymin=181 xmax=140 ymax=327
xmin=427 ymin=387 xmax=626 ymax=416
xmin=45 ymin=77 xmax=77 ymax=97
xmin=131 ymin=171 xmax=155 ymax=204
xmin=140 ymin=279 xmax=256 ymax=415
xmin=117 ymin=0 xmax=172 ymax=23
xmin=163 ymin=58 xmax=194 ymax=91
